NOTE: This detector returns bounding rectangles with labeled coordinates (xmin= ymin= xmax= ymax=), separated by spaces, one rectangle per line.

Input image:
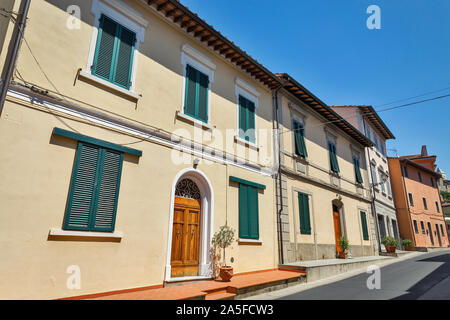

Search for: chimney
xmin=421 ymin=145 xmax=428 ymax=157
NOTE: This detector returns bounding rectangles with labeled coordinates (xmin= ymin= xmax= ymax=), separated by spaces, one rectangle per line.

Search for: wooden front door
xmin=333 ymin=205 xmax=342 ymax=255
xmin=171 ymin=197 xmax=201 ymax=277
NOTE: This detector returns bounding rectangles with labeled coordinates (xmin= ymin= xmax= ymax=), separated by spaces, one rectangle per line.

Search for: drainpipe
xmin=0 ymin=0 xmax=31 ymax=116
xmin=273 ymin=84 xmax=284 ymax=265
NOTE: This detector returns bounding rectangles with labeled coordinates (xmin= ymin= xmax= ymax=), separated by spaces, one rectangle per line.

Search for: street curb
xmin=240 ymin=250 xmax=438 ymax=300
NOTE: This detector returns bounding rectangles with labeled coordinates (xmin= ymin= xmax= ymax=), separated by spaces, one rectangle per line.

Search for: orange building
xmin=388 ymin=146 xmax=449 ymax=249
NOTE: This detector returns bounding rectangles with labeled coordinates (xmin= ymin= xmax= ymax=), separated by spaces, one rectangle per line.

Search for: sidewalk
xmin=71 ymin=269 xmax=306 ymax=300
xmin=243 ymin=251 xmax=424 ymax=300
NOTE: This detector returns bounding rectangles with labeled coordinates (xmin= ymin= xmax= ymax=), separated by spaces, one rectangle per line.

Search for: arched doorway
xmin=165 ymin=169 xmax=214 ymax=281
xmin=171 ymin=179 xmax=202 ymax=277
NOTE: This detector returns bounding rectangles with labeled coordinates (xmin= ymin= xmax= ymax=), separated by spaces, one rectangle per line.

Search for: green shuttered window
xmin=184 ymin=64 xmax=209 ymax=123
xmin=328 ymin=142 xmax=340 ymax=173
xmin=353 ymin=157 xmax=363 ymax=184
xmin=63 ymin=142 xmax=123 ymax=232
xmin=238 ymin=183 xmax=259 ymax=239
xmin=360 ymin=211 xmax=369 ymax=240
xmin=293 ymin=121 xmax=307 ymax=158
xmin=298 ymin=192 xmax=311 ymax=234
xmin=238 ymin=95 xmax=256 ymax=143
xmin=93 ymin=14 xmax=136 ymax=89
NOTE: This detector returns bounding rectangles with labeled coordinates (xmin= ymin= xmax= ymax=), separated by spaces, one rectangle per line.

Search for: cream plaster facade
xmin=332 ymin=106 xmax=399 ymax=251
xmin=276 ymin=94 xmax=376 ymax=263
xmin=0 ymin=0 xmax=278 ymax=299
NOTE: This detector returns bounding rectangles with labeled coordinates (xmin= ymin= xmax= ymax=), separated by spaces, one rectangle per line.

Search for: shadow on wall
xmin=391 ymin=253 xmax=450 ymax=300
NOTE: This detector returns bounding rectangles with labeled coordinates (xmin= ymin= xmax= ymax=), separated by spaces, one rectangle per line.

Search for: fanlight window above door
xmin=175 ymin=178 xmax=201 ymax=200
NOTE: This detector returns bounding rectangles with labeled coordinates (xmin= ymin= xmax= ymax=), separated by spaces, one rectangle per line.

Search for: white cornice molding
xmin=6 ymin=87 xmax=274 ymax=177
xmin=288 ymin=102 xmax=308 ymax=121
xmin=182 ymin=43 xmax=216 ymax=71
xmin=324 ymin=126 xmax=338 ymax=142
xmin=91 ymin=0 xmax=148 ymax=43
xmin=235 ymin=77 xmax=260 ymax=98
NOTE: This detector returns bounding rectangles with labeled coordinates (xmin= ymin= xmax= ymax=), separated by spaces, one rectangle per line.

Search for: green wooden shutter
xmin=247 ymin=186 xmax=259 ymax=239
xmin=239 ymin=184 xmax=249 ymax=238
xmin=329 ymin=142 xmax=340 ymax=173
xmin=238 ymin=95 xmax=256 ymax=143
xmin=247 ymin=100 xmax=256 ymax=143
xmin=93 ymin=15 xmax=135 ymax=89
xmin=360 ymin=211 xmax=369 ymax=240
xmin=354 ymin=157 xmax=363 ymax=184
xmin=91 ymin=149 xmax=123 ymax=232
xmin=184 ymin=65 xmax=197 ymax=118
xmin=197 ymin=71 xmax=209 ymax=122
xmin=113 ymin=26 xmax=135 ymax=89
xmin=64 ymin=143 xmax=123 ymax=232
xmin=64 ymin=143 xmax=101 ymax=231
xmin=238 ymin=183 xmax=259 ymax=239
xmin=298 ymin=192 xmax=311 ymax=234
xmin=294 ymin=121 xmax=307 ymax=158
xmin=185 ymin=65 xmax=209 ymax=123
xmin=238 ymin=95 xmax=247 ymax=139
xmin=93 ymin=15 xmax=117 ymax=81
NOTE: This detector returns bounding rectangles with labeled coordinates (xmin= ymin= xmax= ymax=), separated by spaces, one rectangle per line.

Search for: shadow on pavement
xmin=392 ymin=253 xmax=450 ymax=300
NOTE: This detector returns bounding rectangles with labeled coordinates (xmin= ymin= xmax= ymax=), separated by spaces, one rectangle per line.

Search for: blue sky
xmin=182 ymin=0 xmax=450 ymax=174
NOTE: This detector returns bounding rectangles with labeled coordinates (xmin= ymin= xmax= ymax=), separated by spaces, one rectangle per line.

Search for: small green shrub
xmin=212 ymin=225 xmax=236 ymax=267
xmin=381 ymin=236 xmax=398 ymax=247
xmin=441 ymin=191 xmax=450 ymax=202
xmin=402 ymin=239 xmax=414 ymax=247
xmin=339 ymin=237 xmax=350 ymax=252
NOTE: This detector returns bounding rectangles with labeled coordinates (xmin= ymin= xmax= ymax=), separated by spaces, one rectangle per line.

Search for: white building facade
xmin=332 ymin=106 xmax=398 ymax=251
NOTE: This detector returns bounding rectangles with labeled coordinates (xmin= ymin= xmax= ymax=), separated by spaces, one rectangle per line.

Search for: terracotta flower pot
xmin=404 ymin=245 xmax=415 ymax=251
xmin=338 ymin=251 xmax=348 ymax=259
xmin=385 ymin=245 xmax=396 ymax=253
xmin=219 ymin=266 xmax=234 ymax=282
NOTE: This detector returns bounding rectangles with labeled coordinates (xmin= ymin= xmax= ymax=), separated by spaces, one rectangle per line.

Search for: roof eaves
xmin=276 ymin=73 xmax=374 ymax=148
xmin=400 ymin=158 xmax=441 ymax=177
xmin=145 ymin=0 xmax=283 ymax=90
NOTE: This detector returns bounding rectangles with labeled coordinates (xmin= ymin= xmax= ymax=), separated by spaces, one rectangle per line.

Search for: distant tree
xmin=441 ymin=191 xmax=450 ymax=202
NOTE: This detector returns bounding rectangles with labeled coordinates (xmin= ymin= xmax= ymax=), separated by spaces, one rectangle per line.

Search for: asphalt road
xmin=279 ymin=249 xmax=450 ymax=300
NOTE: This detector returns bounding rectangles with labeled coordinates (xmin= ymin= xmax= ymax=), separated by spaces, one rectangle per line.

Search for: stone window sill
xmin=47 ymin=228 xmax=123 ymax=242
xmin=238 ymin=238 xmax=262 ymax=246
xmin=175 ymin=111 xmax=215 ymax=131
xmin=234 ymin=135 xmax=260 ymax=151
xmin=293 ymin=154 xmax=308 ymax=163
xmin=78 ymin=70 xmax=140 ymax=102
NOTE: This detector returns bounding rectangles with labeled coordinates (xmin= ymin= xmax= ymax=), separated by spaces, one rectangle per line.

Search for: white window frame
xmin=325 ymin=127 xmax=338 ymax=173
xmin=180 ymin=44 xmax=216 ymax=124
xmin=378 ymin=169 xmax=386 ymax=193
xmin=371 ymin=162 xmax=378 ymax=185
xmin=290 ymin=105 xmax=308 ymax=158
xmin=235 ymin=77 xmax=260 ymax=146
xmin=84 ymin=0 xmax=147 ymax=96
xmin=386 ymin=175 xmax=392 ymax=196
xmin=351 ymin=147 xmax=363 ymax=184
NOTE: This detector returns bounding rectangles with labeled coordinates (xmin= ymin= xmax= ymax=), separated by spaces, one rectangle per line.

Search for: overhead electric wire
xmin=279 ymin=92 xmax=450 ymax=135
xmin=374 ymin=85 xmax=450 ymax=107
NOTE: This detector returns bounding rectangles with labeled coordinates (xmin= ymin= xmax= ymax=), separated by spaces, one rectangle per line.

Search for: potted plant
xmin=212 ymin=225 xmax=236 ymax=282
xmin=402 ymin=239 xmax=415 ymax=251
xmin=338 ymin=237 xmax=350 ymax=259
xmin=381 ymin=236 xmax=398 ymax=253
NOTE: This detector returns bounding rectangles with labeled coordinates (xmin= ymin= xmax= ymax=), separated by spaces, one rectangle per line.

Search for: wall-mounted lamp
xmin=193 ymin=158 xmax=200 ymax=168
